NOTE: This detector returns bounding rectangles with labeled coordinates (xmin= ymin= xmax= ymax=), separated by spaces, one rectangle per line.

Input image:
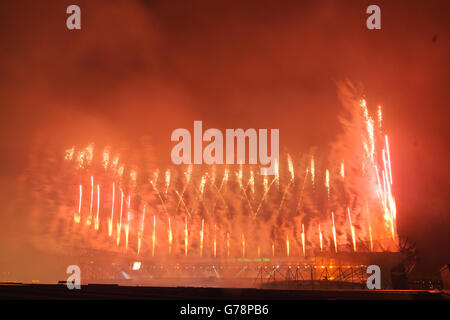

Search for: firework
xmin=347 ymin=208 xmax=356 ymax=252
xmin=286 ymin=235 xmax=290 ymax=257
xmin=241 ymin=233 xmax=246 ymax=257
xmin=152 ymin=215 xmax=156 ymax=257
xmin=377 ymin=105 xmax=383 ymax=129
xmin=94 ymin=184 xmax=100 ymax=230
xmin=226 ymin=231 xmax=230 ymax=257
xmin=108 ymin=183 xmax=115 ymax=237
xmin=165 ymin=169 xmax=171 ymax=194
xmin=319 ymin=224 xmax=323 ymax=252
xmin=301 ymin=224 xmax=306 ymax=257
xmin=168 ymin=217 xmax=173 ymax=255
xmin=58 ymin=93 xmax=399 ymax=260
xmin=124 ymin=195 xmax=131 ymax=252
xmin=331 ymin=212 xmax=338 ymax=253
xmin=87 ymin=176 xmax=93 ymax=226
xmin=200 ymin=219 xmax=205 ymax=257
xmin=385 ymin=135 xmax=393 ymax=184
xmin=137 ymin=205 xmax=146 ymax=255
xmin=116 ymin=191 xmax=124 ymax=246
xmin=214 ymin=224 xmax=217 ymax=258
xmin=184 ymin=216 xmax=188 ymax=256
xmin=287 ymin=154 xmax=294 ymax=181
xmin=75 ymin=185 xmax=82 ymax=223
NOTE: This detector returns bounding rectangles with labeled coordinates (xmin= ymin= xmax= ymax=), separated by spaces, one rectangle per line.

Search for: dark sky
xmin=0 ymin=0 xmax=449 ymax=281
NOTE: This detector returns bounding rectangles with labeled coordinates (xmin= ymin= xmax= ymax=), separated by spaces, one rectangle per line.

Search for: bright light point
xmin=132 ymin=261 xmax=141 ymax=270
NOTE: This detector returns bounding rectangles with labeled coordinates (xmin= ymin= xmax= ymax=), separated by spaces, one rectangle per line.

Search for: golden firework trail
xmin=213 ymin=224 xmax=217 ymax=258
xmin=366 ymin=201 xmax=374 ymax=252
xmin=152 ymin=170 xmax=159 ymax=185
xmin=382 ymin=149 xmax=388 ymax=183
xmin=111 ymin=155 xmax=119 ymax=172
xmin=331 ymin=212 xmax=338 ymax=253
xmin=168 ymin=217 xmax=173 ymax=255
xmin=117 ymin=165 xmax=124 ymax=177
xmin=116 ymin=191 xmax=124 ymax=246
xmin=375 ymin=165 xmax=383 ymax=200
xmin=287 ymin=154 xmax=295 ymax=181
xmin=102 ymin=146 xmax=110 ymax=169
xmin=150 ymin=180 xmax=169 ymax=217
xmin=200 ymin=218 xmax=204 ymax=257
xmin=176 ymin=165 xmax=193 ymax=210
xmin=263 ymin=176 xmax=268 ymax=193
xmin=237 ymin=169 xmax=255 ymax=217
xmin=94 ymin=184 xmax=100 ymax=230
xmin=175 ymin=190 xmax=191 ymax=218
xmin=347 ymin=208 xmax=356 ymax=252
xmin=152 ymin=215 xmax=156 ymax=257
xmin=75 ymin=185 xmax=82 ymax=223
xmin=279 ymin=155 xmax=295 ymax=211
xmin=226 ymin=231 xmax=230 ymax=257
xmin=87 ymin=176 xmax=94 ymax=226
xmin=360 ymin=99 xmax=375 ymax=161
xmin=296 ymin=167 xmax=309 ymax=214
xmin=108 ymin=182 xmax=115 ymax=236
xmin=130 ymin=170 xmax=137 ymax=186
xmin=274 ymin=159 xmax=280 ymax=188
xmin=191 ymin=179 xmax=211 ymax=216
xmin=137 ymin=204 xmax=146 ymax=255
xmin=185 ymin=164 xmax=193 ymax=182
xmin=247 ymin=170 xmax=255 ymax=194
xmin=220 ymin=167 xmax=229 ymax=190
xmin=199 ymin=173 xmax=207 ymax=196
xmin=210 ymin=166 xmax=216 ymax=186
xmin=124 ymin=218 xmax=129 ymax=252
xmin=85 ymin=144 xmax=94 ymax=164
xmin=164 ymin=169 xmax=171 ymax=194
xmin=378 ymin=105 xmax=383 ymax=129
xmin=301 ymin=224 xmax=306 ymax=257
xmin=64 ymin=94 xmax=400 ymax=258
xmin=237 ymin=164 xmax=243 ymax=187
xmin=286 ymin=234 xmax=290 ymax=257
xmin=241 ymin=233 xmax=246 ymax=257
xmin=254 ymin=176 xmax=277 ymax=217
xmin=65 ymin=147 xmax=74 ymax=161
xmin=319 ymin=224 xmax=323 ymax=252
xmin=211 ymin=183 xmax=229 ymax=214
xmin=378 ymin=136 xmax=397 ymax=241
xmin=385 ymin=135 xmax=393 ymax=184
xmin=184 ymin=216 xmax=188 ymax=256
xmin=124 ymin=195 xmax=131 ymax=252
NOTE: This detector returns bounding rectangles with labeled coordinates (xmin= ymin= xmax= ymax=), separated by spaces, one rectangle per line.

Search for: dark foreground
xmin=0 ymin=283 xmax=447 ymax=300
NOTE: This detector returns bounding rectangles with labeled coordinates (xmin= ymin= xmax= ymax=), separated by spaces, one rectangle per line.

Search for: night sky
xmin=0 ymin=0 xmax=449 ymax=282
